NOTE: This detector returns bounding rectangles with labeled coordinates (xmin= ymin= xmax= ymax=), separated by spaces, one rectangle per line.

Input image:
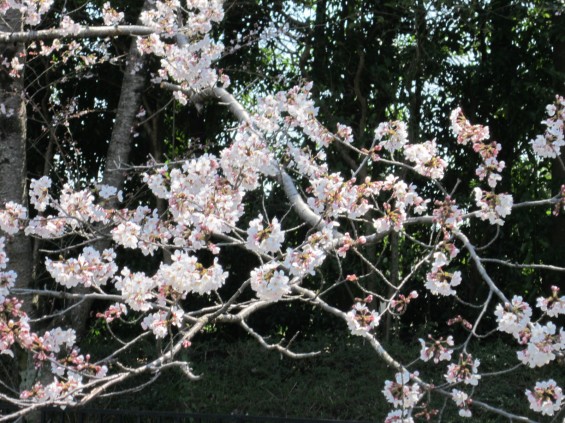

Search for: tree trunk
xmin=0 ymin=10 xmax=32 ymax=310
xmin=69 ymin=2 xmax=151 ymax=340
xmin=0 ymin=8 xmax=39 ymax=402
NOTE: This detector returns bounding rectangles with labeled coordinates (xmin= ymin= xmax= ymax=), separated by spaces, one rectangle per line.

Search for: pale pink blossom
xmin=445 ymin=353 xmax=481 ymax=386
xmin=451 ymin=389 xmax=472 ymax=417
xmin=526 ymin=379 xmax=563 ymax=416
xmin=536 ymin=285 xmax=565 ymax=317
xmin=346 ymin=302 xmax=380 ymax=335
xmin=424 ymin=269 xmax=462 ymax=296
xmin=246 ymin=216 xmax=284 ymax=254
xmin=0 ymin=202 xmax=28 ymax=235
xmin=29 ymin=176 xmax=52 ymax=212
xmin=494 ymin=295 xmax=532 ymax=336
xmin=382 ymin=370 xmax=422 ymax=409
xmin=375 ymin=121 xmax=408 ymax=153
xmin=419 ymin=335 xmax=454 ymax=363
xmin=384 ymin=410 xmax=414 ymax=423
xmin=250 ymin=263 xmax=290 ymax=302
xmin=102 ymin=2 xmax=124 ymax=25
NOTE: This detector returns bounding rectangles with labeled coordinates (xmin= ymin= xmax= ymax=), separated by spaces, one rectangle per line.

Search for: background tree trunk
xmin=0 ymin=8 xmax=38 ymax=399
xmin=69 ymin=2 xmax=151 ymax=340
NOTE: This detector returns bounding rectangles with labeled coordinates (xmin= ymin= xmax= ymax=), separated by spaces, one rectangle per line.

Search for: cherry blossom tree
xmin=0 ymin=1 xmax=563 ymax=422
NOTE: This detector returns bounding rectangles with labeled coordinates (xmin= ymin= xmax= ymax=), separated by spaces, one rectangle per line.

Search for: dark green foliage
xmin=86 ymin=334 xmax=558 ymax=422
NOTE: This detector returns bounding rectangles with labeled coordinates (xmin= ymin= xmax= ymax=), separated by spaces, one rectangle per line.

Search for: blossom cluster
xmin=375 ymin=121 xmax=409 ymax=153
xmin=450 ymin=108 xmax=506 ymax=188
xmin=445 ymin=353 xmax=481 ymax=386
xmin=432 ymin=196 xmax=463 ymax=232
xmin=494 ymin=295 xmax=532 ymax=336
xmin=424 ymin=244 xmax=461 ymax=297
xmin=250 ymin=262 xmax=291 ymax=302
xmin=345 ymin=300 xmax=380 ymax=336
xmin=382 ymin=370 xmax=422 ymax=413
xmin=451 ymin=389 xmax=472 ymax=417
xmin=418 ymin=335 xmax=454 ymax=363
xmin=530 ymin=95 xmax=565 ymax=159
xmin=246 ymin=216 xmax=284 ymax=254
xmin=494 ymin=292 xmax=565 ymax=369
xmin=145 ymin=155 xmax=246 ymax=237
xmin=137 ymin=0 xmax=226 ymax=97
xmin=536 ymin=285 xmax=565 ymax=317
xmin=45 ymin=247 xmax=118 ymax=288
xmin=403 ymin=140 xmax=447 ymax=180
xmin=472 ymin=188 xmax=513 ymax=226
xmin=372 ymin=175 xmax=428 ymax=233
xmin=0 ymin=238 xmax=15 ymax=303
xmin=525 ymin=379 xmax=563 ymax=416
xmin=516 ymin=321 xmax=565 ymax=368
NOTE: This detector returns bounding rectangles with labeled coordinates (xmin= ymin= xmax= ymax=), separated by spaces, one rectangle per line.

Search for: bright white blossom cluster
xmin=45 ymin=247 xmax=117 ymax=288
xmin=525 ymin=379 xmax=563 ymax=416
xmin=0 ymin=202 xmax=27 ymax=235
xmin=451 ymin=389 xmax=472 ymax=417
xmin=495 ymin=293 xmax=565 ymax=368
xmin=307 ymin=173 xmax=375 ymax=219
xmin=382 ymin=370 xmax=422 ymax=410
xmin=375 ymin=121 xmax=408 ymax=153
xmin=220 ymin=129 xmax=277 ymax=191
xmin=246 ymin=216 xmax=284 ymax=254
xmin=141 ymin=307 xmax=184 ymax=338
xmin=57 ymin=184 xmax=107 ymax=227
xmin=101 ymin=2 xmax=124 ymax=26
xmin=445 ymin=353 xmax=481 ymax=386
xmin=345 ymin=300 xmax=380 ymax=336
xmin=372 ymin=175 xmax=428 ymax=233
xmin=284 ymin=244 xmax=326 ymax=278
xmin=250 ymin=263 xmax=290 ymax=302
xmin=403 ymin=140 xmax=447 ymax=180
xmin=137 ymin=0 xmax=226 ymax=99
xmin=530 ymin=95 xmax=565 ymax=159
xmin=473 ymin=188 xmax=513 ymax=225
xmin=424 ymin=245 xmax=462 ymax=297
xmin=29 ymin=176 xmax=52 ymax=212
xmin=424 ymin=268 xmax=461 ymax=296
xmin=536 ymin=285 xmax=565 ymax=317
xmin=112 ymin=221 xmax=141 ymax=249
xmin=516 ymin=321 xmax=565 ymax=368
xmin=494 ymin=295 xmax=532 ymax=336
xmin=155 ymin=251 xmax=227 ymax=297
xmin=145 ymin=155 xmax=245 ymax=236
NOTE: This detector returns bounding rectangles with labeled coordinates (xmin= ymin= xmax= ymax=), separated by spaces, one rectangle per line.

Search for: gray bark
xmin=0 ymin=25 xmax=154 ymax=43
xmin=0 ymin=10 xmax=32 ymax=301
xmin=0 ymin=8 xmax=37 ymax=402
xmin=69 ymin=3 xmax=151 ymax=340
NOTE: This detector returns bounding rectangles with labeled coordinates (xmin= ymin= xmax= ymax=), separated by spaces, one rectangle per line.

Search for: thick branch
xmin=0 ymin=25 xmax=154 ymax=43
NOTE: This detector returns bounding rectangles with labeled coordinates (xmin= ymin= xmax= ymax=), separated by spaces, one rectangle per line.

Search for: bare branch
xmin=0 ymin=25 xmax=154 ymax=43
